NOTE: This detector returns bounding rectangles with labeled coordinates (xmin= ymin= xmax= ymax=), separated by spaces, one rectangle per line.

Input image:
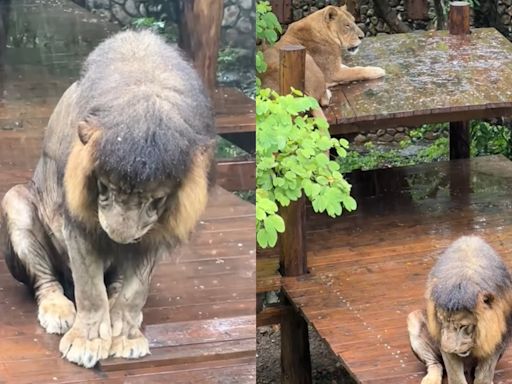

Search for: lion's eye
xmin=97 ymin=180 xmax=109 ymax=201
xmin=150 ymin=196 xmax=167 ymax=212
xmin=464 ymin=325 xmax=474 ymax=334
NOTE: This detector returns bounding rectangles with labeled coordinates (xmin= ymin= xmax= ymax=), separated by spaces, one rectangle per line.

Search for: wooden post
xmin=278 ymin=45 xmax=307 ymax=277
xmin=449 ymin=121 xmax=470 ymax=159
xmin=448 ymin=2 xmax=471 ymax=159
xmin=280 ymin=299 xmax=312 ymax=384
xmin=277 ymin=44 xmax=312 ymax=384
xmin=178 ymin=0 xmax=223 ymax=95
xmin=448 ymin=1 xmax=470 ymax=35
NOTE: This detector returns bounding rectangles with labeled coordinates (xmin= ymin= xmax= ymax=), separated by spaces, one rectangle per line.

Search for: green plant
xmin=471 ymin=121 xmax=512 ymax=158
xmin=255 ymin=1 xmax=355 ymax=248
xmin=131 ymin=17 xmax=165 ymax=33
xmin=255 ymin=1 xmax=282 ymax=85
xmin=256 ymin=88 xmax=356 ymax=247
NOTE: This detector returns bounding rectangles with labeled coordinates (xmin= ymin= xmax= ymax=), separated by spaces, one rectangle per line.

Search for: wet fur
xmin=409 ymin=236 xmax=512 ymax=384
xmin=0 ymin=30 xmax=215 ymax=367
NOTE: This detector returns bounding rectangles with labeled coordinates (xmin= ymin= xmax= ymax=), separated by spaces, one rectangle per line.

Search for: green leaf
xmin=265 ymin=214 xmax=285 ymax=233
xmin=342 ymin=195 xmax=357 ymax=211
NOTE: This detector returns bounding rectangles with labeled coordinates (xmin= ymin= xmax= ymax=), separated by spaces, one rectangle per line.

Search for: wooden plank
xmin=257 ymin=305 xmax=293 ymax=327
xmin=216 ymin=159 xmax=255 ymax=191
xmin=326 ymin=28 xmax=512 ymax=135
xmin=283 ymin=156 xmax=512 ymax=383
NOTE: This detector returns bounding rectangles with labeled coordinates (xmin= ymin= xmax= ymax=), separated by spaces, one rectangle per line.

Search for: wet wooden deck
xmin=0 ymin=132 xmax=256 ymax=383
xmin=258 ymin=155 xmax=512 ymax=383
xmin=325 ymin=28 xmax=512 ymax=134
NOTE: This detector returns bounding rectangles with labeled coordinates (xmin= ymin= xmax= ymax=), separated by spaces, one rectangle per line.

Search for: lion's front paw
xmin=59 ymin=318 xmax=111 ymax=368
xmin=364 ymin=66 xmax=386 ymax=79
xmin=421 ymin=372 xmax=442 ymax=384
xmin=110 ymin=329 xmax=150 ymax=359
xmin=38 ymin=292 xmax=76 ymax=334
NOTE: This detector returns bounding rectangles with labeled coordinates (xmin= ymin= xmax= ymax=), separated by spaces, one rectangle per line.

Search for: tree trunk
xmin=373 ymin=0 xmax=411 ymax=33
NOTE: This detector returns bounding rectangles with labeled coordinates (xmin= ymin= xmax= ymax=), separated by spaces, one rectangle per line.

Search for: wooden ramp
xmin=259 ymin=155 xmax=512 ymax=383
xmin=0 ymin=134 xmax=256 ymax=383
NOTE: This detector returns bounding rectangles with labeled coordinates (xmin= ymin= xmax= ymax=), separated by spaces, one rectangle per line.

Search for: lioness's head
xmin=322 ymin=6 xmax=364 ymax=54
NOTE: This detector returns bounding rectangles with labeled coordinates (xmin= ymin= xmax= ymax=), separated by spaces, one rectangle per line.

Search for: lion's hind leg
xmin=408 ymin=309 xmax=443 ymax=384
xmin=0 ymin=184 xmax=76 ymax=334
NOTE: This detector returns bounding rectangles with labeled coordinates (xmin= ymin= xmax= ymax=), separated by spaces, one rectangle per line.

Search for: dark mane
xmin=76 ymin=30 xmax=215 ymax=186
xmin=429 ymin=236 xmax=512 ymax=312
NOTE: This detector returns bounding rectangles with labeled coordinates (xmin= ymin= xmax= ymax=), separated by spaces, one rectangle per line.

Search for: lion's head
xmin=322 ymin=5 xmax=364 ymax=54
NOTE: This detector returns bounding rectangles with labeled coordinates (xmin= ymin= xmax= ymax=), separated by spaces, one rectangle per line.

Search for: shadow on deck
xmin=258 ymin=155 xmax=512 ymax=383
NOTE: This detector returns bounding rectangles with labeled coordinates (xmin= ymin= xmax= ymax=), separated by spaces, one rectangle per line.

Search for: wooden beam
xmin=257 ymin=305 xmax=293 ymax=327
xmin=178 ymin=0 xmax=223 ymax=94
xmin=216 ymin=159 xmax=255 ymax=192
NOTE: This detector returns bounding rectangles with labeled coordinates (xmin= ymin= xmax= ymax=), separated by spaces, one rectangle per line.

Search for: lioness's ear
xmin=481 ymin=292 xmax=495 ymax=307
xmin=77 ymin=120 xmax=100 ymax=145
xmin=324 ymin=6 xmax=338 ymax=22
xmin=340 ymin=5 xmax=347 ymax=12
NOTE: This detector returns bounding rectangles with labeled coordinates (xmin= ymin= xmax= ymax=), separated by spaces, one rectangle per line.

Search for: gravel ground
xmin=257 ymin=325 xmax=357 ymax=384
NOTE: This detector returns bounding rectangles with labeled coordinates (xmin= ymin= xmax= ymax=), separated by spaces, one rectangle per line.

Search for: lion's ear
xmin=77 ymin=120 xmax=100 ymax=145
xmin=481 ymin=292 xmax=495 ymax=308
xmin=324 ymin=6 xmax=338 ymax=22
xmin=340 ymin=5 xmax=348 ymax=12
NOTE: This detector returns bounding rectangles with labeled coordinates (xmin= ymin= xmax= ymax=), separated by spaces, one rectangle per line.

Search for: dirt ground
xmin=257 ymin=325 xmax=357 ymax=384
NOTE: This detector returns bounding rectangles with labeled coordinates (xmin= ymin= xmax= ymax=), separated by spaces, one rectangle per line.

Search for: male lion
xmin=0 ymin=30 xmax=215 ymax=368
xmin=261 ymin=5 xmax=385 ymax=110
xmin=408 ymin=236 xmax=512 ymax=384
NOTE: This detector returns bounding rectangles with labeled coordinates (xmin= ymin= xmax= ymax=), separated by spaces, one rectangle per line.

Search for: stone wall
xmin=286 ymin=1 xmax=488 ymax=37
xmin=74 ymin=0 xmax=255 ymax=53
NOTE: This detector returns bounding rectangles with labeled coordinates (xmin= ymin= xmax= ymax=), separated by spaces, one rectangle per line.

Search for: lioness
xmin=261 ymin=5 xmax=386 ymax=109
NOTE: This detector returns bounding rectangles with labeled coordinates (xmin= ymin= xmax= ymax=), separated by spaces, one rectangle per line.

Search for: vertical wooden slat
xmin=278 ymin=45 xmax=307 ymax=276
xmin=178 ymin=0 xmax=223 ymax=95
xmin=448 ymin=1 xmax=470 ymax=159
xmin=277 ymin=44 xmax=312 ymax=384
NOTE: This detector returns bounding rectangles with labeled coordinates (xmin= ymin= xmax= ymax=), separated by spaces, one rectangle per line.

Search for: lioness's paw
xmin=59 ymin=319 xmax=111 ymax=368
xmin=365 ymin=66 xmax=386 ymax=79
xmin=38 ymin=292 xmax=76 ymax=334
xmin=109 ymin=330 xmax=150 ymax=359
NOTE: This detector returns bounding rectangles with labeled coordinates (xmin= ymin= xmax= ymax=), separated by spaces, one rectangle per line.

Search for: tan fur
xmin=63 ymin=129 xmax=101 ymax=227
xmin=426 ymin=298 xmax=440 ymax=342
xmin=260 ymin=5 xmax=385 ymax=109
xmin=165 ymin=145 xmax=213 ymax=243
xmin=473 ymin=291 xmax=512 ymax=359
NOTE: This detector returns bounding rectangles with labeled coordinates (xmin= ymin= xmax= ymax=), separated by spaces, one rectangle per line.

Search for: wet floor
xmin=0 ymin=0 xmax=118 ymax=134
xmin=336 ymin=28 xmax=512 ymax=119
